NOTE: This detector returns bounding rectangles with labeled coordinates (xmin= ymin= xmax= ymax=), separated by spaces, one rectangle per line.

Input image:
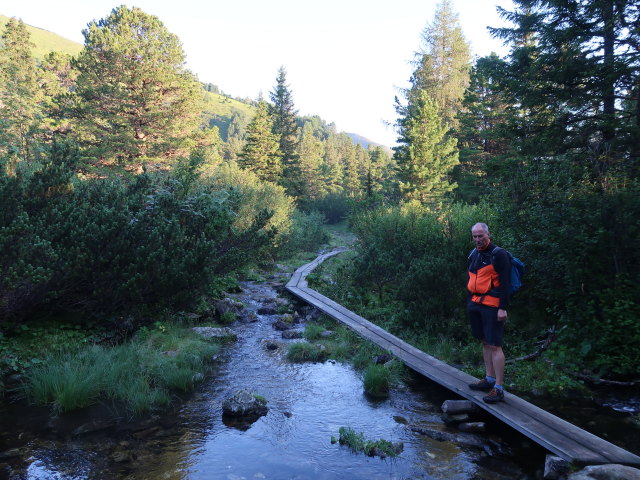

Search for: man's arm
xmin=494 ymin=248 xmax=512 ymax=310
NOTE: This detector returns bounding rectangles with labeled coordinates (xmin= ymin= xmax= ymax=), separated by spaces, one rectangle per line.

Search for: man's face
xmin=472 ymin=227 xmax=490 ymax=249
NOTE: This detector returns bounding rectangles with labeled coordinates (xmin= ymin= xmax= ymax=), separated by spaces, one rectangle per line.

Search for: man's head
xmin=471 ymin=223 xmax=490 ymax=250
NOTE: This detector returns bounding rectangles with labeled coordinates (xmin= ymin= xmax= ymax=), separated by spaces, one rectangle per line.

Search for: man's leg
xmin=489 ymin=345 xmax=505 ymax=386
xmin=482 ymin=343 xmax=495 ymax=378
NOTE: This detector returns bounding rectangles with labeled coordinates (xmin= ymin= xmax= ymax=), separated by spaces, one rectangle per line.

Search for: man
xmin=467 ymin=222 xmax=511 ymax=403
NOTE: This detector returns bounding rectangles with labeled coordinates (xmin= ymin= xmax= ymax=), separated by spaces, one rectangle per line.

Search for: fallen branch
xmin=507 ymin=325 xmax=556 ymax=363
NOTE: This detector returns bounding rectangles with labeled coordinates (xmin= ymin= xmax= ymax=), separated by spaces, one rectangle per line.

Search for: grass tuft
xmin=336 ymin=426 xmax=403 ymax=458
xmin=286 ymin=342 xmax=329 ymax=363
xmin=363 ymin=364 xmax=390 ymax=398
xmin=20 ymin=324 xmax=219 ymax=415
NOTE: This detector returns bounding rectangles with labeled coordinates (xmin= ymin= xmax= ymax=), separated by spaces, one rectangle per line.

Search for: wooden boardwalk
xmin=285 ymin=249 xmax=640 ymax=467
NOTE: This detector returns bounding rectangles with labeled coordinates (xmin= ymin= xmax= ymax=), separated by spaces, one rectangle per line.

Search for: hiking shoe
xmin=483 ymin=388 xmax=505 ymax=404
xmin=469 ymin=378 xmax=495 ymax=391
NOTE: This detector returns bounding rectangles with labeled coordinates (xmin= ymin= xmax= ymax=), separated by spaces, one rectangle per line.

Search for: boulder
xmin=263 ymin=339 xmax=283 ymax=350
xmin=222 ymin=390 xmax=268 ymax=419
xmin=567 ymin=464 xmax=640 ymax=480
xmin=192 ymin=327 xmax=235 ymax=339
xmin=215 ymin=298 xmax=244 ymax=315
xmin=258 ymin=303 xmax=278 ymax=315
xmin=281 ymin=330 xmax=304 ymax=339
xmin=410 ymin=426 xmax=486 ymax=449
xmin=544 ymin=455 xmax=570 ymax=480
xmin=272 ymin=320 xmax=293 ymax=331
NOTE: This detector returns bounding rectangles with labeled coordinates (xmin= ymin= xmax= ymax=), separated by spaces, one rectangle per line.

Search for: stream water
xmin=0 ymin=275 xmax=637 ymax=480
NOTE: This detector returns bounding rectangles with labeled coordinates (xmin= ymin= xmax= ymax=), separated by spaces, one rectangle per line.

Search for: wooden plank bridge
xmin=285 ymin=249 xmax=640 ymax=467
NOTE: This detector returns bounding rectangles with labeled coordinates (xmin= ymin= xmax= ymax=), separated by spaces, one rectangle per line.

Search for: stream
xmin=0 ymin=272 xmax=637 ymax=480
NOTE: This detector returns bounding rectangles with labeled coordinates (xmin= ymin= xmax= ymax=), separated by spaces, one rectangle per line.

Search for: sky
xmin=2 ymin=0 xmax=515 ymax=147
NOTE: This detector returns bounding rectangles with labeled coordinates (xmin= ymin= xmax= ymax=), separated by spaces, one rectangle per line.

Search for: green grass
xmin=201 ymin=90 xmax=255 ymax=119
xmin=363 ymin=364 xmax=390 ymax=398
xmin=19 ymin=323 xmax=220 ymax=415
xmin=286 ymin=342 xmax=329 ymax=363
xmin=333 ymin=426 xmax=403 ymax=458
xmin=0 ymin=15 xmax=83 ymax=60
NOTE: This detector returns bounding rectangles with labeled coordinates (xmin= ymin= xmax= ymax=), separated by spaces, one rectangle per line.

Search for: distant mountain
xmin=347 ymin=133 xmax=393 ymax=154
xmin=0 ymin=14 xmax=83 ymax=60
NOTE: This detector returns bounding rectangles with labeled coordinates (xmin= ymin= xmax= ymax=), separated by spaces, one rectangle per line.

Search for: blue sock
xmin=486 ymin=376 xmax=496 ymax=384
xmin=494 ymin=384 xmax=504 ymax=392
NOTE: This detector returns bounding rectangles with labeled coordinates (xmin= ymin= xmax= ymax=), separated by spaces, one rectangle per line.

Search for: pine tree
xmin=39 ymin=52 xmax=79 ymax=138
xmin=0 ymin=18 xmax=42 ymax=162
xmin=269 ymin=67 xmax=299 ymax=188
xmin=411 ymin=0 xmax=472 ymax=130
xmin=238 ymin=100 xmax=282 ymax=183
xmin=70 ymin=6 xmax=202 ymax=165
xmin=394 ymin=90 xmax=458 ymax=204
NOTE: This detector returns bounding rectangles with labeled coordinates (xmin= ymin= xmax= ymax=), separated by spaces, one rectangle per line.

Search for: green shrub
xmin=303 ymin=192 xmax=352 ymax=224
xmin=0 ymin=145 xmax=292 ymax=325
xmin=276 ymin=209 xmax=329 ymax=258
xmin=220 ymin=312 xmax=237 ymax=325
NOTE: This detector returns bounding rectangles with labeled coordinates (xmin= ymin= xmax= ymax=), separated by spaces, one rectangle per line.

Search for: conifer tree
xmin=269 ymin=67 xmax=299 ymax=188
xmin=394 ymin=90 xmax=458 ymax=204
xmin=454 ymin=53 xmax=512 ymax=201
xmin=412 ymin=0 xmax=471 ymax=130
xmin=238 ymin=100 xmax=282 ymax=183
xmin=296 ymin=122 xmax=325 ymax=201
xmin=322 ymin=133 xmax=344 ymax=194
xmin=39 ymin=52 xmax=79 ymax=138
xmin=71 ymin=6 xmax=202 ymax=165
xmin=0 ymin=18 xmax=42 ymax=162
xmin=336 ymin=135 xmax=360 ymax=197
xmin=364 ymin=146 xmax=388 ymax=198
xmin=492 ymin=0 xmax=640 ymax=162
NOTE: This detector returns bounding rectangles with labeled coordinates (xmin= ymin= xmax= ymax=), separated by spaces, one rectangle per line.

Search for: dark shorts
xmin=467 ymin=301 xmax=504 ymax=347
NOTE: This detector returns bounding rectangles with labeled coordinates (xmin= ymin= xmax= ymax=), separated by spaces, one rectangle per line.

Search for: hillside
xmin=0 ymin=14 xmax=82 ymax=60
xmin=347 ymin=132 xmax=393 ymax=154
xmin=201 ymin=90 xmax=256 ymax=140
xmin=0 ymin=14 xmax=387 ymax=149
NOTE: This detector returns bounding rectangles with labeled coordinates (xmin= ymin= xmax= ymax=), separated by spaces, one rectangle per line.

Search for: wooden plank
xmin=285 ymin=251 xmax=640 ymax=467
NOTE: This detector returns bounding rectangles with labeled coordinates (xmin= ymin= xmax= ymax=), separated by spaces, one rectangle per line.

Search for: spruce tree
xmin=394 ymin=90 xmax=458 ymax=204
xmin=0 ymin=18 xmax=42 ymax=162
xmin=70 ymin=6 xmax=202 ymax=165
xmin=238 ymin=100 xmax=282 ymax=183
xmin=454 ymin=53 xmax=512 ymax=201
xmin=412 ymin=0 xmax=471 ymax=130
xmin=269 ymin=67 xmax=299 ymax=189
xmin=492 ymin=0 xmax=640 ymax=163
xmin=296 ymin=122 xmax=325 ymax=202
xmin=322 ymin=132 xmax=344 ymax=194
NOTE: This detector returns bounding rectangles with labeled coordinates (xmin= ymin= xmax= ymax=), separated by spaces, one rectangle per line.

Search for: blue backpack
xmin=469 ymin=246 xmax=525 ymax=296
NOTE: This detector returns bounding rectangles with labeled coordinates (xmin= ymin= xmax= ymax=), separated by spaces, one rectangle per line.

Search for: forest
xmin=0 ymin=0 xmax=638 ymax=408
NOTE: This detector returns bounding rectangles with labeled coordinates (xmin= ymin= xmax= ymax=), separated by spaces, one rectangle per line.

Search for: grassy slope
xmin=202 ymin=90 xmax=254 ymax=119
xmin=0 ymin=14 xmax=83 ymax=60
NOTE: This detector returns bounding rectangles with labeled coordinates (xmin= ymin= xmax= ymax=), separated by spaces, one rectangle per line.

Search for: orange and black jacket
xmin=467 ymin=243 xmax=511 ymax=309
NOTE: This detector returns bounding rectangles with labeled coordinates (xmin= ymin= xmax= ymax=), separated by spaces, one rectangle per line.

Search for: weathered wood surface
xmin=285 ymin=249 xmax=640 ymax=467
